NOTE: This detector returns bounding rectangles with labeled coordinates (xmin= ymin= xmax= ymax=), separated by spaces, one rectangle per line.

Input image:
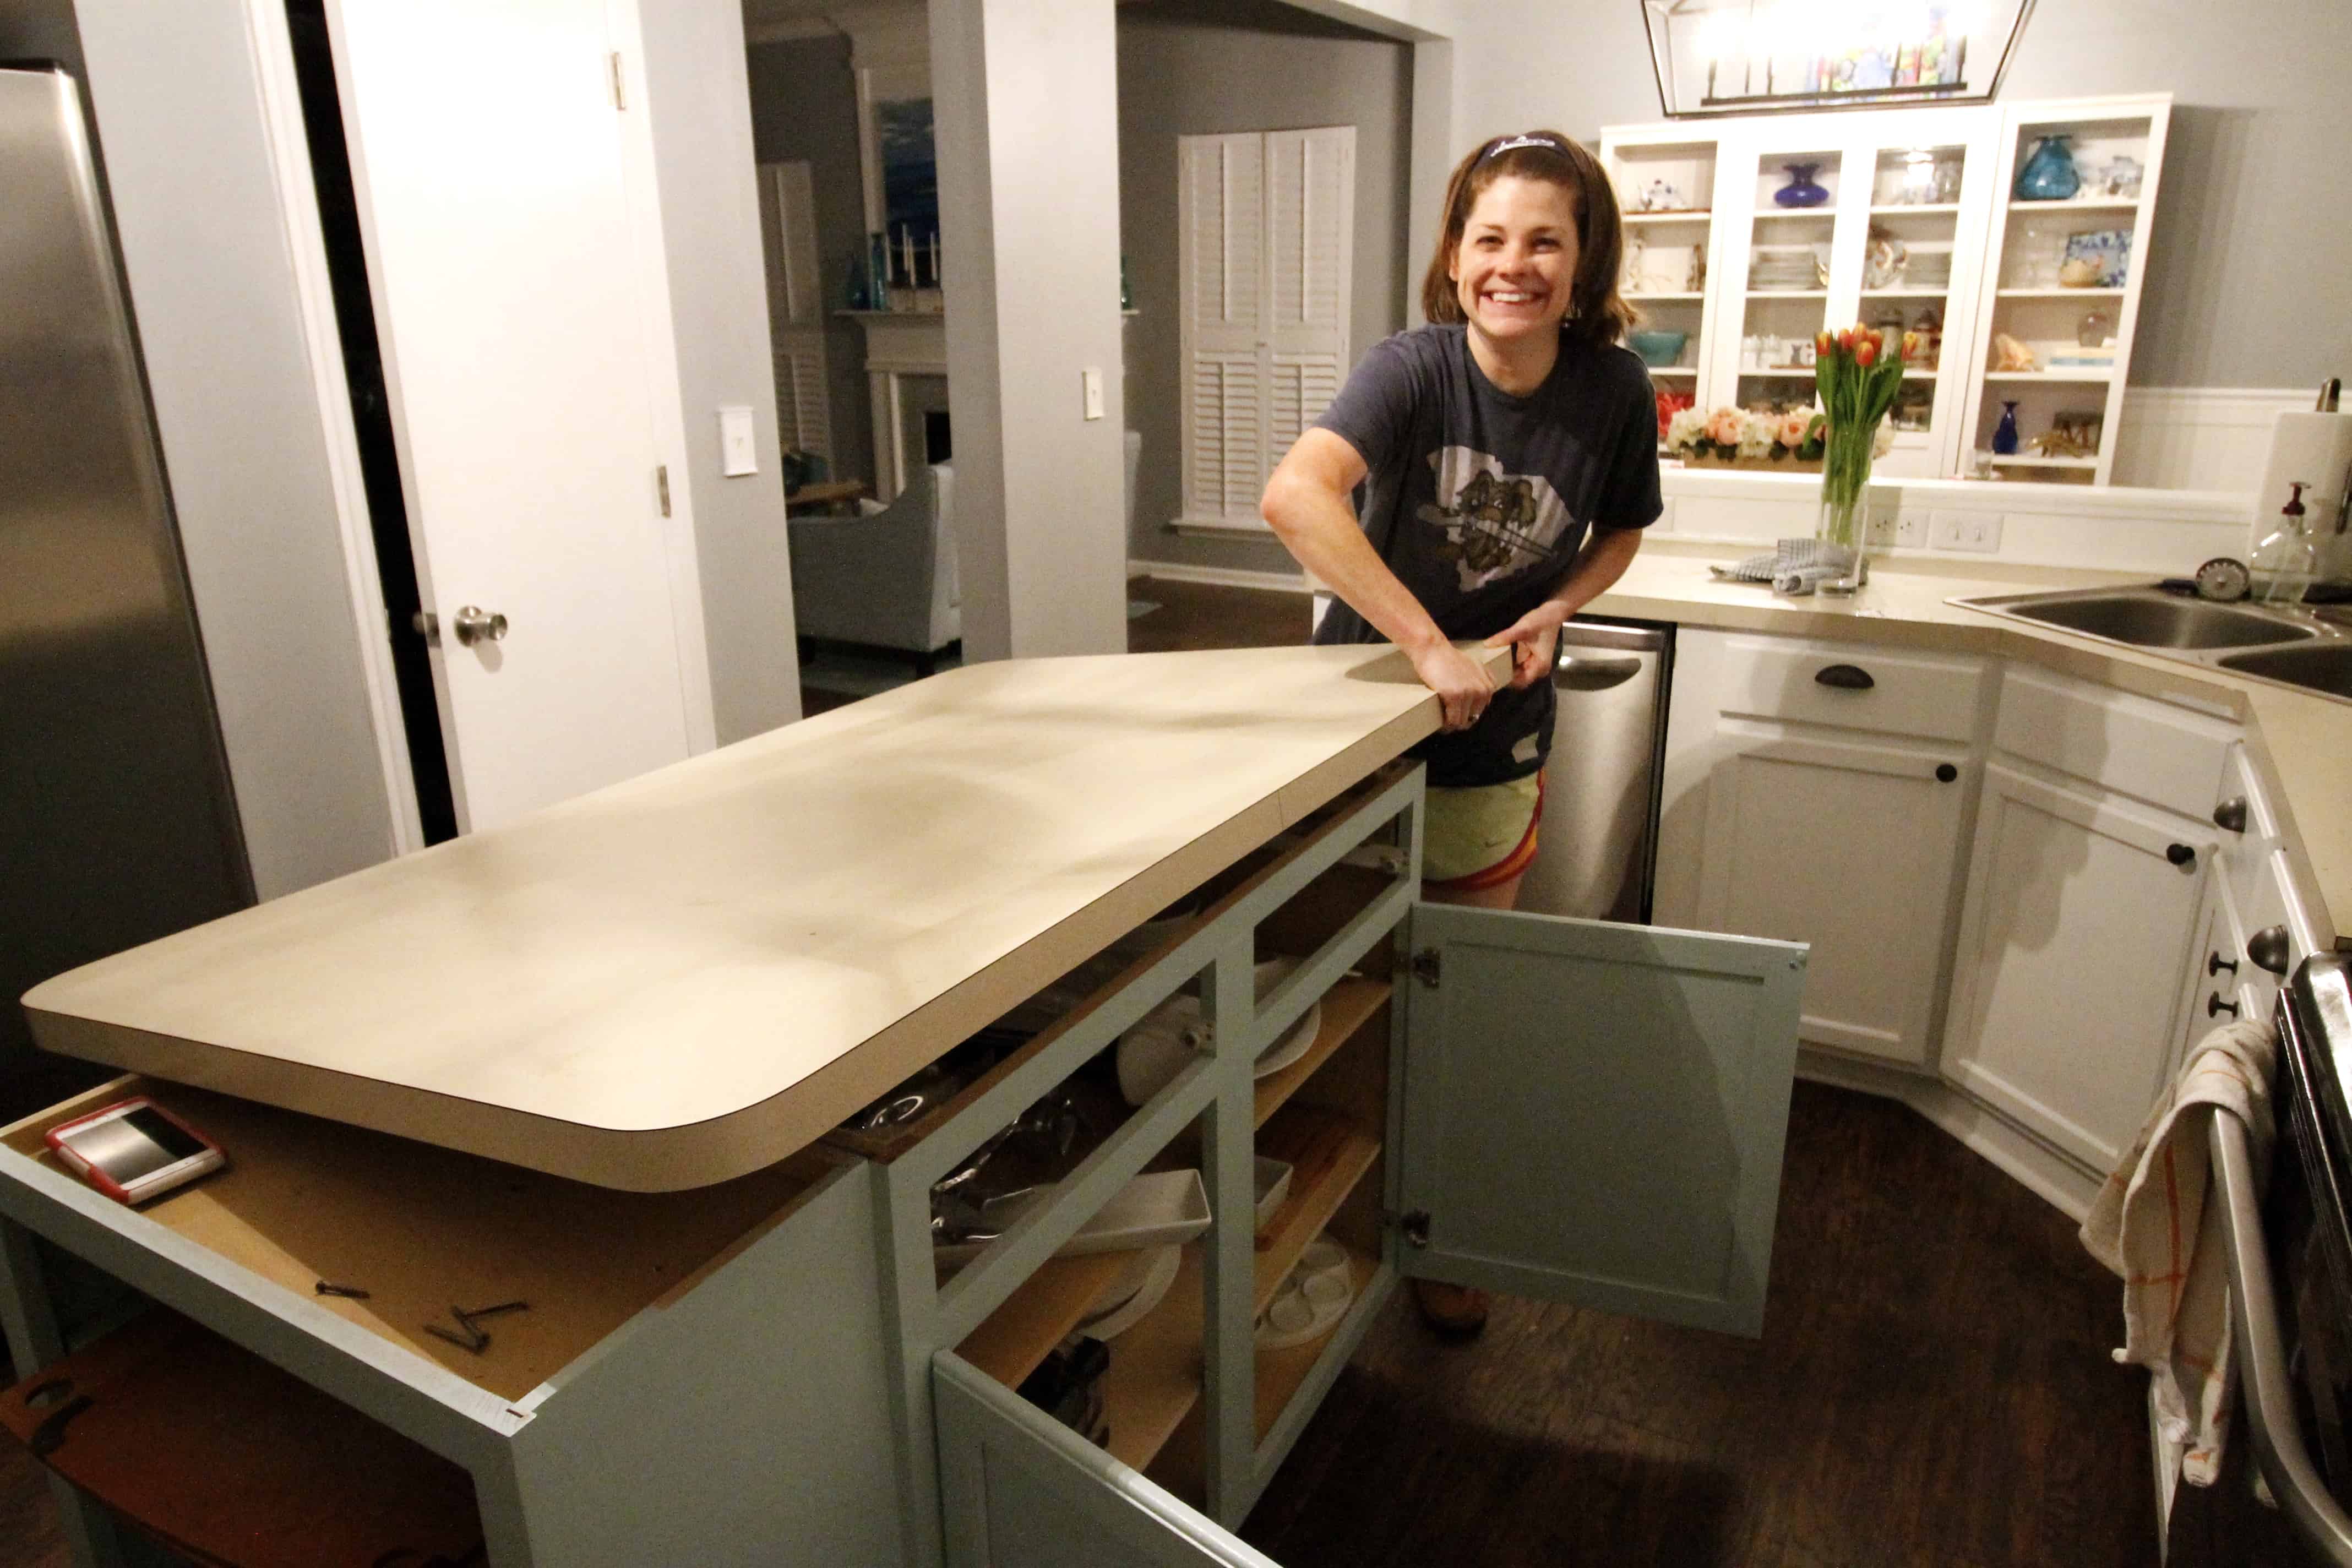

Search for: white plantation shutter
xmin=1264 ymin=126 xmax=1353 ymax=462
xmin=758 ymin=161 xmax=832 ymax=462
xmin=1178 ymin=127 xmax=1352 ymax=528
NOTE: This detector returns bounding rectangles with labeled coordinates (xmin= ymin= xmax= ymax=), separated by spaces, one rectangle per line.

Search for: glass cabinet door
xmin=1724 ymin=139 xmax=1852 ymax=434
xmin=1602 ymin=132 xmax=1727 ymax=454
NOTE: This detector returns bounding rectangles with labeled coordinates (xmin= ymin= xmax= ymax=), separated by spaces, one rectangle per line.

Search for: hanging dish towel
xmin=2079 ymin=1017 xmax=2277 ymax=1486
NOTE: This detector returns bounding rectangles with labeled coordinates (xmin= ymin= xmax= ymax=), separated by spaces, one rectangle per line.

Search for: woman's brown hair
xmin=1419 ymin=131 xmax=1635 ymax=349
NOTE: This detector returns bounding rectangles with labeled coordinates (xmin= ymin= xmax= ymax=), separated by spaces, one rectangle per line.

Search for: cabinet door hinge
xmin=1411 ymin=948 xmax=1441 ymax=988
xmin=656 ymin=464 xmax=671 ymax=516
xmin=609 ymin=52 xmax=627 ymax=110
xmin=1385 ymin=1209 xmax=1431 ymax=1249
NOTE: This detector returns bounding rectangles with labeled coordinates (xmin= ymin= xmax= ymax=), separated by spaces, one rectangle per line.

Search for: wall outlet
xmin=1866 ymin=513 xmax=1898 ymax=547
xmin=1081 ymin=367 xmax=1104 ymax=421
xmin=1929 ymin=509 xmax=2002 ymax=553
xmin=1892 ymin=511 xmax=1929 ymax=548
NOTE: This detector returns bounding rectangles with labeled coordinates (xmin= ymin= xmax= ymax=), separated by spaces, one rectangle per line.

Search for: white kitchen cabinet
xmin=1657 ymin=629 xmax=1987 ymax=1068
xmin=1603 ymin=92 xmax=2168 ymax=483
xmin=1940 ymin=760 xmax=2214 ymax=1174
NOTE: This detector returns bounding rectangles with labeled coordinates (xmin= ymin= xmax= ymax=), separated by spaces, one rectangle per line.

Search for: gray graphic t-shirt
xmin=1310 ymin=324 xmax=1662 ymax=786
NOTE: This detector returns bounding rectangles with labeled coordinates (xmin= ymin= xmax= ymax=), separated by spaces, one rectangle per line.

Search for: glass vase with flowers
xmin=1810 ymin=324 xmax=1912 ymax=592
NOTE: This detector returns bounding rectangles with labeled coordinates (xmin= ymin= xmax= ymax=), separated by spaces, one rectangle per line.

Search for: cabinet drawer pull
xmin=2213 ymin=796 xmax=2248 ymax=834
xmin=2166 ymin=843 xmax=2196 ymax=868
xmin=1814 ymin=663 xmax=1874 ymax=690
xmin=2209 ymin=992 xmax=2241 ymax=1019
xmin=1934 ymin=763 xmax=1958 ymax=783
xmin=2209 ymin=951 xmax=2240 ymax=978
xmin=2248 ymin=925 xmax=2292 ymax=976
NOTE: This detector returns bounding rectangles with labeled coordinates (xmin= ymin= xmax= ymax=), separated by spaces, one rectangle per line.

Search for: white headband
xmin=1484 ymin=134 xmax=1566 ymax=160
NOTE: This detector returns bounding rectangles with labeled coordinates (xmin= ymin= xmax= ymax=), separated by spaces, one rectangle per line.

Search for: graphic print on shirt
xmin=1413 ymin=445 xmax=1575 ymax=591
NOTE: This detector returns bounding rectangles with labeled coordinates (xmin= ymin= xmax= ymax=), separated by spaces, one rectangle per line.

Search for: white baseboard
xmin=1126 ymin=560 xmax=1311 ymax=594
xmin=1796 ymin=1048 xmax=2101 ymax=1222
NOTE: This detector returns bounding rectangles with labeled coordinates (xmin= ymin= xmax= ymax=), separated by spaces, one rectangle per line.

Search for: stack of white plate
xmin=1749 ymin=244 xmax=1824 ymax=290
xmin=1906 ymin=243 xmax=1953 ymax=288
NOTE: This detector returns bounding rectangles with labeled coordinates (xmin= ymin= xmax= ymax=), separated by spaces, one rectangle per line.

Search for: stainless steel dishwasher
xmin=1516 ymin=617 xmax=1673 ymax=924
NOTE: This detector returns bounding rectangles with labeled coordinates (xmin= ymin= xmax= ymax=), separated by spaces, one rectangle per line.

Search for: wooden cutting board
xmin=24 ymin=645 xmax=1495 ymax=1189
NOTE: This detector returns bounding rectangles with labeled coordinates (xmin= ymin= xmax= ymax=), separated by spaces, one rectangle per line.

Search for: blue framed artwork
xmin=877 ymin=97 xmax=939 ymax=286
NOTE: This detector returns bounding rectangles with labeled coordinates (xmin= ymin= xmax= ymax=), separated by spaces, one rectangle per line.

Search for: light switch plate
xmin=1082 ymin=367 xmax=1104 ymax=421
xmin=718 ymin=405 xmax=756 ymax=476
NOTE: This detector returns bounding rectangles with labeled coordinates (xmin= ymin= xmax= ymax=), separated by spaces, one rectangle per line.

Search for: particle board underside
xmin=24 ymin=646 xmax=1480 ymax=1190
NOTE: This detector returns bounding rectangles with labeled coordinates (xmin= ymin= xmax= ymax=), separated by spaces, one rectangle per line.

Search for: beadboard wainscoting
xmin=2108 ymin=386 xmax=2313 ymax=491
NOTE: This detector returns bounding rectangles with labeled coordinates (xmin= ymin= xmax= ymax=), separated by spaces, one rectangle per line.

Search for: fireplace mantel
xmin=840 ymin=310 xmax=944 ymax=502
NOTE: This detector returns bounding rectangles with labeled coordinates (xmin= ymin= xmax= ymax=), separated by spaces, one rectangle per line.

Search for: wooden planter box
xmin=1674 ymin=452 xmax=1823 ymax=473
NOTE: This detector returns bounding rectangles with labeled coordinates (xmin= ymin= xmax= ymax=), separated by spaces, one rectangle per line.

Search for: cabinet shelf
xmin=0 ymin=1308 xmax=482 ymax=1568
xmin=1100 ymin=1242 xmax=1207 ymax=1472
xmin=1645 ymin=366 xmax=1699 ymax=376
xmin=1625 ymin=291 xmax=1705 ymax=301
xmin=1747 ymin=288 xmax=1826 ymax=298
xmin=1870 ymin=202 xmax=1962 ymax=215
xmin=1253 ymin=975 xmax=1390 ymax=1128
xmin=1983 ymin=453 xmax=2098 ymax=468
xmin=1253 ymin=1245 xmax=1379 ymax=1442
xmin=1996 ymin=287 xmax=2124 ymax=298
xmin=1623 ymin=210 xmax=1711 ymax=223
xmin=954 ymin=1250 xmax=1140 ymax=1390
xmin=1251 ymin=1106 xmax=1381 ymax=1318
xmin=2004 ymin=197 xmax=2141 ymax=215
xmin=1984 ymin=369 xmax=2112 ymax=383
xmin=1860 ymin=288 xmax=1950 ymax=298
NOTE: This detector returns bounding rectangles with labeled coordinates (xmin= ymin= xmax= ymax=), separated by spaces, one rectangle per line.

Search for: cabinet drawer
xmin=1993 ymin=666 xmax=2236 ymax=820
xmin=1714 ymin=636 xmax=1989 ymax=742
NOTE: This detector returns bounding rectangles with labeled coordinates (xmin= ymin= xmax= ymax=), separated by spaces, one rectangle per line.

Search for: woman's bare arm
xmin=1484 ymin=525 xmax=1646 ymax=688
xmin=1261 ymin=429 xmax=1495 ymax=731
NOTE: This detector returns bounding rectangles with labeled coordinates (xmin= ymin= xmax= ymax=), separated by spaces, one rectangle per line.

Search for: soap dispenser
xmin=2251 ymin=481 xmax=2319 ymax=605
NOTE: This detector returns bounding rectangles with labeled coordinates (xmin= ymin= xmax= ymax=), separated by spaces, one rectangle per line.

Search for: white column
xmin=929 ymin=0 xmax=1128 ymax=662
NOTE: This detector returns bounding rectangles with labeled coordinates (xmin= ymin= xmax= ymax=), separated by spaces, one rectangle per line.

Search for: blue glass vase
xmin=2015 ymin=135 xmax=2080 ymax=201
xmin=1774 ymin=163 xmax=1830 ymax=208
xmin=1992 ymin=400 xmax=2021 ymax=455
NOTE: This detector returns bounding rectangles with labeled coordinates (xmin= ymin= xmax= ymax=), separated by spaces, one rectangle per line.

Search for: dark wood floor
xmin=3 ymin=579 xmax=2158 ymax=1565
xmin=1242 ymin=1080 xmax=2154 ymax=1567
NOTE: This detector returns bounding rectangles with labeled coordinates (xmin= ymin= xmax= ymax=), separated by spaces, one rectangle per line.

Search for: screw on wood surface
xmin=423 ymin=1321 xmax=489 ymax=1354
xmin=313 ymin=1281 xmax=371 ymax=1299
xmin=454 ymin=1300 xmax=529 ymax=1325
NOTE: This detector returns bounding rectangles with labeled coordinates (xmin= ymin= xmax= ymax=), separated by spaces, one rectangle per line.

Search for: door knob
xmin=2166 ymin=843 xmax=2196 ymax=868
xmin=2209 ymin=950 xmax=2239 ymax=978
xmin=2208 ymin=992 xmax=2240 ymax=1019
xmin=452 ymin=606 xmax=509 ymax=647
xmin=2212 ymin=796 xmax=2248 ymax=833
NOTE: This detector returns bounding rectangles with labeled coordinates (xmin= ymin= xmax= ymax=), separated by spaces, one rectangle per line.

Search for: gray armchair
xmin=787 ymin=462 xmax=958 ymax=673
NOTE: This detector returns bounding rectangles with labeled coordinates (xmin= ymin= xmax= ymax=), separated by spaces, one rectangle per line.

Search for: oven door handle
xmin=2212 ymin=1107 xmax=2352 ymax=1566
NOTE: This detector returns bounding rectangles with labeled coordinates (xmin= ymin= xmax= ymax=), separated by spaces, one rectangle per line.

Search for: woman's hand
xmin=1408 ymin=639 xmax=1497 ymax=731
xmin=1484 ymin=606 xmax=1569 ymax=690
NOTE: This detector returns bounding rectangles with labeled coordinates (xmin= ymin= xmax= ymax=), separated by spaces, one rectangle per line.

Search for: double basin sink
xmin=1953 ymin=586 xmax=2352 ymax=701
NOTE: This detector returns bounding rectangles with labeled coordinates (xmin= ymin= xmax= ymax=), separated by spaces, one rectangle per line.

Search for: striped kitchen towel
xmin=2080 ymin=1017 xmax=2277 ymax=1486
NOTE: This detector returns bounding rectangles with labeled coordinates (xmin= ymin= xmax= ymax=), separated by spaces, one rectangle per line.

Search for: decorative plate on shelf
xmin=2061 ymin=228 xmax=2131 ymax=287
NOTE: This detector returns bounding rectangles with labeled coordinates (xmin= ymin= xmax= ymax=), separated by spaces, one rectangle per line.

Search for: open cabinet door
xmin=1397 ymin=906 xmax=1807 ymax=1337
xmin=934 ymin=1353 xmax=1280 ymax=1568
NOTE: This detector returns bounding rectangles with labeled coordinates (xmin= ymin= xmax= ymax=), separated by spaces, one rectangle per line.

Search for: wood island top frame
xmin=23 ymin=645 xmax=1495 ymax=1191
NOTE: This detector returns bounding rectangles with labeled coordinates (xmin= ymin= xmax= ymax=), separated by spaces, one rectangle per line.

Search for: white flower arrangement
xmin=1667 ymin=405 xmax=1825 ymax=467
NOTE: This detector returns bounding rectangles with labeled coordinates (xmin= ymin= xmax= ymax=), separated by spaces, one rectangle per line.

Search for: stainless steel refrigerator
xmin=1 ymin=62 xmax=252 ymax=1122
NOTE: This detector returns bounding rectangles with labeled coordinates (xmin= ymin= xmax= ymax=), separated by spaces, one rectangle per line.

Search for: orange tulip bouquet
xmin=1811 ymin=324 xmax=1918 ymax=582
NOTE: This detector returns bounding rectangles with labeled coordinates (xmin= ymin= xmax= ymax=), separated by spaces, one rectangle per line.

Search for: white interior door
xmin=327 ymin=0 xmax=705 ymax=832
xmin=758 ymin=159 xmax=832 ymax=464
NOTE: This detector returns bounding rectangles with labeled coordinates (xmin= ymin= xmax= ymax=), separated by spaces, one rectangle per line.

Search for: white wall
xmin=74 ymin=0 xmax=406 ymax=899
xmin=638 ymin=4 xmax=804 ymax=745
xmin=932 ymin=0 xmax=1130 ymax=658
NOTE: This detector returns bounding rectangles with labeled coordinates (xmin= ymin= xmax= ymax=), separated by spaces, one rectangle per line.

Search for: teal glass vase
xmin=2015 ymin=136 xmax=2079 ymax=201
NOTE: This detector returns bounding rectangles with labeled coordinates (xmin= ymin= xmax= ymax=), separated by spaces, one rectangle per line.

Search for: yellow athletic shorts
xmin=1422 ymin=772 xmax=1544 ymax=891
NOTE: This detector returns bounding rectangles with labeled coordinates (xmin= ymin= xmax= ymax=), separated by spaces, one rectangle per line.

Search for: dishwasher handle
xmin=1553 ymin=653 xmax=1646 ymax=692
xmin=2211 ymin=1108 xmax=2352 ymax=1566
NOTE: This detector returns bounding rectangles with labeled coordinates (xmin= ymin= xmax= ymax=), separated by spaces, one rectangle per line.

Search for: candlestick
xmin=929 ymin=231 xmax=940 ymax=286
xmin=902 ymin=227 xmax=916 ymax=289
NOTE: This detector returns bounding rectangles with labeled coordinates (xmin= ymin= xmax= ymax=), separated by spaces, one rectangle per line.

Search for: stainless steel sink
xmin=1977 ymin=590 xmax=2315 ymax=650
xmin=2219 ymin=643 xmax=2352 ymax=699
xmin=1951 ymin=585 xmax=2352 ymax=704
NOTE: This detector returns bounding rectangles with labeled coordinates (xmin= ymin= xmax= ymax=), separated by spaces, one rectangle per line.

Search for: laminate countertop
xmin=22 ymin=644 xmax=1506 ymax=1191
xmin=1585 ymin=539 xmax=2352 ymax=954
